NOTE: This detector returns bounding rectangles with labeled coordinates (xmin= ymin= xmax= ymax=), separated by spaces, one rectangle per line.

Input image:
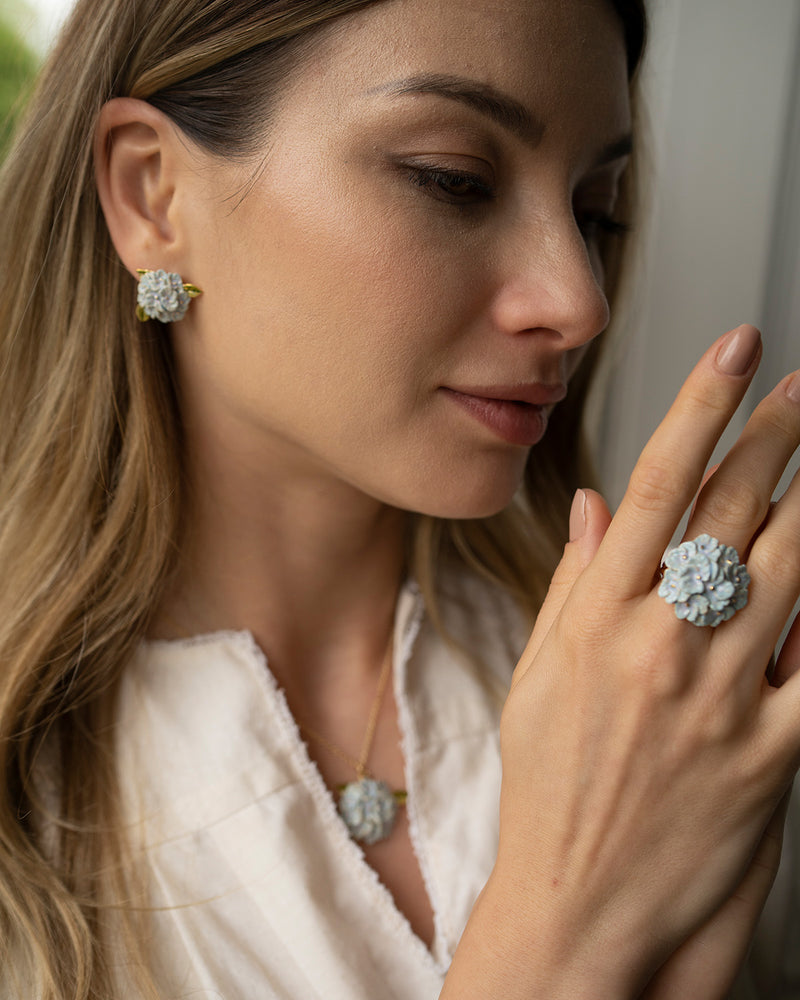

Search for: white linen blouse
xmin=116 ymin=579 xmax=523 ymax=998
xmin=115 ymin=578 xmax=799 ymax=999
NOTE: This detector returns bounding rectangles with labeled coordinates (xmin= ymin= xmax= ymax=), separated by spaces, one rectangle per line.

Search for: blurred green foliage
xmin=0 ymin=17 xmax=39 ymax=159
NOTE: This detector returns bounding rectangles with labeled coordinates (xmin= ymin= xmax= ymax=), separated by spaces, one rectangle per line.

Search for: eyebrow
xmin=370 ymin=72 xmax=633 ymax=166
xmin=376 ymin=72 xmax=544 ymax=147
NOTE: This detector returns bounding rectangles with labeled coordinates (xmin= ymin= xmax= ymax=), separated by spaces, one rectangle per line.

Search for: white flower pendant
xmin=338 ymin=777 xmax=398 ymax=845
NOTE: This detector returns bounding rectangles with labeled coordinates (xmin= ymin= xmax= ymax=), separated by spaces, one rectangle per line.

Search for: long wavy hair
xmin=0 ymin=1 xmax=646 ymax=996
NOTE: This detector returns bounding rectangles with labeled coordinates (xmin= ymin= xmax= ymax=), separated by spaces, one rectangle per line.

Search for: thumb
xmin=512 ymin=488 xmax=612 ymax=688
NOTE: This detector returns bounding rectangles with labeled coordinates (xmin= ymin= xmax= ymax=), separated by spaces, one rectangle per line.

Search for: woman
xmin=1 ymin=0 xmax=798 ymax=997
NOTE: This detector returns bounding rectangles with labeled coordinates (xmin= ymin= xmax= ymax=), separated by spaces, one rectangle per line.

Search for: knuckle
xmin=698 ymin=481 xmax=765 ymax=534
xmin=621 ymin=630 xmax=692 ymax=699
xmin=756 ymin=400 xmax=800 ymax=444
xmin=558 ymin=610 xmax=612 ymax=651
xmin=626 ymin=458 xmax=685 ymax=514
xmin=694 ymin=684 xmax=746 ymax=745
xmin=684 ymin=381 xmax=732 ymax=418
xmin=750 ymin=535 xmax=800 ymax=588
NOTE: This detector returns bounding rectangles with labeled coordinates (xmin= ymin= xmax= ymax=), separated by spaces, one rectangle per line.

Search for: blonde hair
xmin=0 ymin=1 xmax=645 ymax=995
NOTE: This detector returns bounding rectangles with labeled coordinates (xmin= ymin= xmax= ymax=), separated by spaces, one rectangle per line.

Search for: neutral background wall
xmin=598 ymin=0 xmax=800 ymax=508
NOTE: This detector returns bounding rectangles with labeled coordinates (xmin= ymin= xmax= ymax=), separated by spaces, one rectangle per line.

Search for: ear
xmin=94 ymin=98 xmax=188 ymax=276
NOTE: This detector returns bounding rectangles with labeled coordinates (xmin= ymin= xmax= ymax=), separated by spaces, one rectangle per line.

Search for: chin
xmin=399 ymin=468 xmax=524 ymax=521
xmin=353 ymin=442 xmax=529 ymax=520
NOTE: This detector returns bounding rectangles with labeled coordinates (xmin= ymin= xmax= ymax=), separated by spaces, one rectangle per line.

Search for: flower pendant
xmin=338 ymin=777 xmax=398 ymax=845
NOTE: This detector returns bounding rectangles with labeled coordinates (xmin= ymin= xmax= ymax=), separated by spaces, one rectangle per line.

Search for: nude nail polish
xmin=716 ymin=325 xmax=761 ymax=375
xmin=569 ymin=489 xmax=586 ymax=541
xmin=784 ymin=372 xmax=800 ymax=404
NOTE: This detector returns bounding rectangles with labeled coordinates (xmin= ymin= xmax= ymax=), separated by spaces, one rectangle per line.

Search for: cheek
xmin=182 ymin=159 xmax=529 ymax=518
xmin=202 ymin=166 xmax=485 ymax=405
xmin=184 ymin=293 xmax=528 ymax=519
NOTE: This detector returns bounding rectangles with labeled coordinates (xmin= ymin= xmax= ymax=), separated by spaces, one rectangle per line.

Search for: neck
xmin=153 ymin=426 xmax=409 ymax=705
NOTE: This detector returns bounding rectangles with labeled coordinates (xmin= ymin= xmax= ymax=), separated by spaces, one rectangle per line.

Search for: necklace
xmin=158 ymin=608 xmax=405 ymax=845
xmin=299 ymin=636 xmax=407 ymax=846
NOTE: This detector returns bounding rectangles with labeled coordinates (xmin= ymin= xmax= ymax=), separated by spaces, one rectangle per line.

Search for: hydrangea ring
xmin=658 ymin=533 xmax=750 ymax=627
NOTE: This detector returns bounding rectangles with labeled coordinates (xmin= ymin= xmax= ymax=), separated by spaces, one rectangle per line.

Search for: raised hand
xmin=443 ymin=325 xmax=800 ymax=999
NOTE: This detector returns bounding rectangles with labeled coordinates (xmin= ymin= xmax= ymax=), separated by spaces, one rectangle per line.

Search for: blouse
xmin=113 ymin=577 xmax=799 ymax=998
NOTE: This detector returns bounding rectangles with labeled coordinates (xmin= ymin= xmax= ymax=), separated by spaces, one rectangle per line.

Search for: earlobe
xmin=94 ymin=98 xmax=183 ymax=275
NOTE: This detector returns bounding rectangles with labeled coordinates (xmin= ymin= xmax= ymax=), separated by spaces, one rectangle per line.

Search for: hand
xmin=639 ymin=790 xmax=790 ymax=1000
xmin=548 ymin=497 xmax=800 ymax=1000
xmin=529 ymin=493 xmax=797 ymax=1000
xmin=444 ymin=325 xmax=800 ymax=999
xmin=639 ymin=624 xmax=800 ymax=999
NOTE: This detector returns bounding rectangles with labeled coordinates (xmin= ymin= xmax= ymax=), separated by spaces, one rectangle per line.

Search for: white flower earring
xmin=135 ymin=268 xmax=203 ymax=323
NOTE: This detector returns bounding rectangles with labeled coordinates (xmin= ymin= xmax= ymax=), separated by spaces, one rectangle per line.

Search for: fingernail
xmin=569 ymin=489 xmax=587 ymax=541
xmin=716 ymin=324 xmax=761 ymax=375
xmin=785 ymin=372 xmax=800 ymax=404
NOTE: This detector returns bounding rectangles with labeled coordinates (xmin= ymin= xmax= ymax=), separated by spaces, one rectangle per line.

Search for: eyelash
xmin=577 ymin=212 xmax=631 ymax=241
xmin=405 ymin=165 xmax=631 ymax=241
xmin=406 ymin=165 xmax=495 ymax=205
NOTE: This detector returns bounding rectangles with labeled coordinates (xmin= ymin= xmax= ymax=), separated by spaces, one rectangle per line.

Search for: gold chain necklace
xmin=159 ymin=610 xmax=405 ymax=845
xmin=299 ymin=635 xmax=407 ymax=846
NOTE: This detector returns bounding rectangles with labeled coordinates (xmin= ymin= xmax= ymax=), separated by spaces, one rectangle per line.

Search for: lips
xmin=441 ymin=382 xmax=567 ymax=447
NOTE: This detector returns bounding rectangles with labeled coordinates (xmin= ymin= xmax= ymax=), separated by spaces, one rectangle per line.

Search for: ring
xmin=658 ymin=533 xmax=750 ymax=627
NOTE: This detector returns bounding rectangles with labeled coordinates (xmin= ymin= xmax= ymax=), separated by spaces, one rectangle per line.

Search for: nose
xmin=490 ymin=211 xmax=611 ymax=349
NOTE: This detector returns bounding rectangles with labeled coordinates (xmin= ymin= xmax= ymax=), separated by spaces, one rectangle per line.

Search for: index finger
xmin=598 ymin=324 xmax=762 ymax=597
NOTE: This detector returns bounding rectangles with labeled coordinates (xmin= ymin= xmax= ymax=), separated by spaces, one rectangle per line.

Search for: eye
xmin=407 ymin=165 xmax=495 ymax=205
xmin=577 ymin=210 xmax=631 ymax=243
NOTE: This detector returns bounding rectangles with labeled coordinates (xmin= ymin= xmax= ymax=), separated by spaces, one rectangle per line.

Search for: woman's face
xmin=178 ymin=0 xmax=632 ymax=518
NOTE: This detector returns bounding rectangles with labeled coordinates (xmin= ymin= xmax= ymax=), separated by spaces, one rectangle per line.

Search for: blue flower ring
xmin=658 ymin=534 xmax=750 ymax=627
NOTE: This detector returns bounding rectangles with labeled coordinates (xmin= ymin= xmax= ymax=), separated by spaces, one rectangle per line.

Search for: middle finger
xmin=598 ymin=325 xmax=762 ymax=597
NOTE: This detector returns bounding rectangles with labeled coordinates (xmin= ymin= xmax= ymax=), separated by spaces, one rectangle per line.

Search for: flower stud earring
xmin=135 ymin=268 xmax=202 ymax=323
